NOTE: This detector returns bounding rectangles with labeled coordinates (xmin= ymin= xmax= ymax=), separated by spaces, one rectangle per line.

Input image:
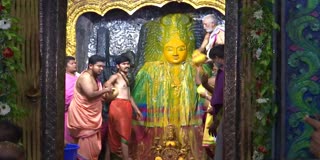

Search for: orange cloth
xmin=108 ymin=99 xmax=132 ymax=153
xmin=67 ymin=79 xmax=103 ymax=160
xmin=77 ymin=132 xmax=101 ymax=160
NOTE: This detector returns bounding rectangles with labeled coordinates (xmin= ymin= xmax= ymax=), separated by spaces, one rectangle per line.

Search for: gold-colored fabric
xmin=202 ymin=105 xmax=216 ymax=146
xmin=133 ymin=61 xmax=201 ymax=127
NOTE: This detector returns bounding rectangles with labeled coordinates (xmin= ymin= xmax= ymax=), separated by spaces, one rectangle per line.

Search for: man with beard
xmin=104 ymin=55 xmax=142 ymax=160
xmin=198 ymin=14 xmax=225 ymax=58
xmin=67 ymin=55 xmax=111 ymax=160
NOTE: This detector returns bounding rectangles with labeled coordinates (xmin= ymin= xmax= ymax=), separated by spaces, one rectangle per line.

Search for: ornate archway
xmin=66 ymin=0 xmax=225 ymax=56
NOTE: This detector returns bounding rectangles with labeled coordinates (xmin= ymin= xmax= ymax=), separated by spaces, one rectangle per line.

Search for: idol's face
xmin=163 ymin=38 xmax=187 ymax=64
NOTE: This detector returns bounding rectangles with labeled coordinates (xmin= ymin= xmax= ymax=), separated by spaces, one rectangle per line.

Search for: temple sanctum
xmin=0 ymin=0 xmax=319 ymax=160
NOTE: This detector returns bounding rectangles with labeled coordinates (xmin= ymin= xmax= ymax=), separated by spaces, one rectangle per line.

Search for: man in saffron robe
xmin=67 ymin=55 xmax=111 ymax=160
xmin=104 ymin=55 xmax=142 ymax=160
xmin=65 ymin=56 xmax=79 ymax=144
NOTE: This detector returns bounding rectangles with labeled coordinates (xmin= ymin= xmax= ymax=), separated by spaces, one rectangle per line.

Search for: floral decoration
xmin=242 ymin=0 xmax=279 ymax=159
xmin=0 ymin=0 xmax=24 ymax=121
xmin=0 ymin=101 xmax=11 ymax=116
xmin=0 ymin=19 xmax=11 ymax=29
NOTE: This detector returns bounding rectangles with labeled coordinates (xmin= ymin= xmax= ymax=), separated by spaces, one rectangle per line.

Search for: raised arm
xmin=195 ymin=66 xmax=203 ymax=85
xmin=201 ymin=73 xmax=214 ymax=94
xmin=104 ymin=74 xmax=118 ymax=88
xmin=198 ymin=33 xmax=210 ymax=53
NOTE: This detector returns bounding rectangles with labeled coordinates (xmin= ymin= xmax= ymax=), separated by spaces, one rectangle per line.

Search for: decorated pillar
xmin=39 ymin=0 xmax=67 ymax=159
xmin=281 ymin=0 xmax=320 ymax=159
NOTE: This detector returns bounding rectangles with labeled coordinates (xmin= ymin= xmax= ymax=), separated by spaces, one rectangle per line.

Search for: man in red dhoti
xmin=104 ymin=55 xmax=142 ymax=160
xmin=67 ymin=55 xmax=111 ymax=160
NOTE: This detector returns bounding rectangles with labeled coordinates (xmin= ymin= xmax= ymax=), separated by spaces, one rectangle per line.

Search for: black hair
xmin=65 ymin=56 xmax=75 ymax=67
xmin=209 ymin=45 xmax=224 ymax=59
xmin=88 ymin=55 xmax=105 ymax=65
xmin=114 ymin=55 xmax=131 ymax=65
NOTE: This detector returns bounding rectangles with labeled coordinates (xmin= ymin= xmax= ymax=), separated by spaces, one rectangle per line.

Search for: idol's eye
xmin=166 ymin=47 xmax=174 ymax=52
xmin=177 ymin=46 xmax=186 ymax=51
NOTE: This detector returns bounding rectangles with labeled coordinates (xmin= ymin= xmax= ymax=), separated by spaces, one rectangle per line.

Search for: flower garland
xmin=0 ymin=0 xmax=24 ymax=120
xmin=242 ymin=1 xmax=279 ymax=159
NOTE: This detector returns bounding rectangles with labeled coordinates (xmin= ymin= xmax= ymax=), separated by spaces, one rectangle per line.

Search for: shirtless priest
xmin=104 ymin=55 xmax=142 ymax=160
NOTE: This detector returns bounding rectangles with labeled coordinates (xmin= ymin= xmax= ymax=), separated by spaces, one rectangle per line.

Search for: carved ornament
xmin=66 ymin=0 xmax=225 ymax=56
